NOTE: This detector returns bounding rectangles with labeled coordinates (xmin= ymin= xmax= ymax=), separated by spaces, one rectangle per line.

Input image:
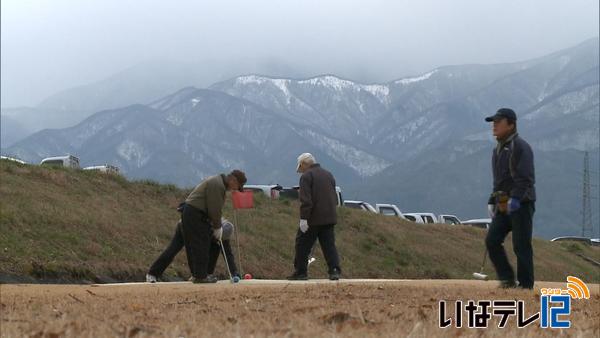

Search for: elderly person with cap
xmin=182 ymin=170 xmax=247 ymax=283
xmin=145 ymin=216 xmax=238 ymax=283
xmin=484 ymin=108 xmax=536 ymax=289
xmin=287 ymin=153 xmax=341 ymax=281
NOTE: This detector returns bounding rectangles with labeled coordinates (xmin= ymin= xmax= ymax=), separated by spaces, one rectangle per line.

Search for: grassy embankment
xmin=1 ymin=159 xmax=598 ymax=283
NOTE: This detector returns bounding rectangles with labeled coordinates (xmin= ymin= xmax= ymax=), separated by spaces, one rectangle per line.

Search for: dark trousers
xmin=294 ymin=224 xmax=341 ymax=275
xmin=208 ymin=240 xmax=238 ymax=276
xmin=148 ymin=221 xmax=193 ymax=276
xmin=181 ymin=204 xmax=212 ymax=279
xmin=485 ymin=202 xmax=535 ymax=288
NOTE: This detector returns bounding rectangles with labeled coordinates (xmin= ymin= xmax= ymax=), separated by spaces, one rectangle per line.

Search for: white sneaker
xmin=146 ymin=274 xmax=158 ymax=283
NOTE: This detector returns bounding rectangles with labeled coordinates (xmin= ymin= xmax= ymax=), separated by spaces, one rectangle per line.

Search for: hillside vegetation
xmin=0 ymin=159 xmax=598 ymax=283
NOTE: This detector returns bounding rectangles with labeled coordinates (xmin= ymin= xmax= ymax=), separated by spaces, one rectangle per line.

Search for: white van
xmin=83 ymin=165 xmax=120 ymax=175
xmin=279 ymin=185 xmax=344 ymax=207
xmin=403 ymin=214 xmax=425 ymax=223
xmin=335 ymin=186 xmax=343 ymax=207
xmin=244 ymin=184 xmax=283 ymax=199
xmin=462 ymin=218 xmax=492 ymax=230
xmin=438 ymin=214 xmax=462 ymax=225
xmin=375 ymin=203 xmax=406 ymax=219
xmin=40 ymin=155 xmax=80 ymax=169
xmin=404 ymin=213 xmax=438 ymax=224
xmin=343 ymin=200 xmax=377 ymax=213
xmin=0 ymin=155 xmax=26 ymax=164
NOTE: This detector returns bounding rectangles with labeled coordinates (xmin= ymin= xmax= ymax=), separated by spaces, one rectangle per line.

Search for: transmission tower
xmin=581 ymin=151 xmax=593 ymax=237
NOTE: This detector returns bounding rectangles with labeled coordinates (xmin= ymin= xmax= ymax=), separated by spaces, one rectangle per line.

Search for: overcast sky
xmin=1 ymin=0 xmax=598 ymax=107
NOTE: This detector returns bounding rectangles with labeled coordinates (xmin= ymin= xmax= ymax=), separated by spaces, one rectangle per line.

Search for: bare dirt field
xmin=1 ymin=279 xmax=598 ymax=337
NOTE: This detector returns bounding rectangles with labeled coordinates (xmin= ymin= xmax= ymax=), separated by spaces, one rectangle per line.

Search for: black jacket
xmin=489 ymin=133 xmax=536 ymax=203
xmin=299 ymin=164 xmax=338 ymax=226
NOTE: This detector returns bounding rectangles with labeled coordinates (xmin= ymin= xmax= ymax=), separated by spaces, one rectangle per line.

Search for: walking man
xmin=182 ymin=170 xmax=247 ymax=283
xmin=288 ymin=153 xmax=341 ymax=281
xmin=485 ymin=108 xmax=536 ymax=289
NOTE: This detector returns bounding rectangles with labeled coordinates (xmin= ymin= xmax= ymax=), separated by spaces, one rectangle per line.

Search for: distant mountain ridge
xmin=4 ymin=37 xmax=599 ymax=239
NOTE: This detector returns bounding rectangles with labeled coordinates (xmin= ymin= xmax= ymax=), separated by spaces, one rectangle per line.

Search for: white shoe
xmin=146 ymin=274 xmax=158 ymax=283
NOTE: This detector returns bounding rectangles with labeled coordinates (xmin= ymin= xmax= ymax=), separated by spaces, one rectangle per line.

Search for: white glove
xmin=299 ymin=219 xmax=309 ymax=233
xmin=213 ymin=227 xmax=223 ymax=241
xmin=487 ymin=204 xmax=496 ymax=219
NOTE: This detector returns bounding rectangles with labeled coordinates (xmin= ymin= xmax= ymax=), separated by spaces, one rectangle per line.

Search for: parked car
xmin=375 ymin=203 xmax=406 ymax=219
xmin=279 ymin=187 xmax=299 ymax=200
xmin=343 ymin=200 xmax=377 ymax=213
xmin=83 ymin=165 xmax=120 ymax=175
xmin=404 ymin=212 xmax=438 ymax=224
xmin=40 ymin=155 xmax=80 ymax=169
xmin=244 ymin=184 xmax=283 ymax=199
xmin=335 ymin=186 xmax=343 ymax=207
xmin=0 ymin=155 xmax=26 ymax=164
xmin=403 ymin=214 xmax=425 ymax=224
xmin=279 ymin=185 xmax=344 ymax=207
xmin=462 ymin=218 xmax=492 ymax=230
xmin=438 ymin=214 xmax=462 ymax=225
xmin=550 ymin=236 xmax=598 ymax=246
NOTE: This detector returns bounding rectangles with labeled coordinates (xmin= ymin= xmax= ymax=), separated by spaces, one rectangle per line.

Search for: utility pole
xmin=581 ymin=151 xmax=592 ymax=237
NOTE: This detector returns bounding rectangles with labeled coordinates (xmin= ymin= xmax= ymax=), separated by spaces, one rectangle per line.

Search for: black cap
xmin=230 ymin=169 xmax=247 ymax=192
xmin=485 ymin=108 xmax=517 ymax=122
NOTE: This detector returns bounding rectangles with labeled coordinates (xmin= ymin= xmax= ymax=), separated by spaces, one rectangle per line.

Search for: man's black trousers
xmin=485 ymin=202 xmax=535 ymax=288
xmin=293 ymin=224 xmax=341 ymax=275
xmin=148 ymin=221 xmax=193 ymax=277
xmin=181 ymin=204 xmax=212 ymax=279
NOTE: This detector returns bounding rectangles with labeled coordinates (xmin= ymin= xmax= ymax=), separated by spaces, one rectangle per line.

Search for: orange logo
xmin=566 ymin=276 xmax=590 ymax=300
xmin=540 ymin=276 xmax=590 ymax=300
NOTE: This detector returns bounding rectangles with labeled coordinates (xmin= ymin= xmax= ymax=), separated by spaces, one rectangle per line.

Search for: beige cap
xmin=296 ymin=152 xmax=316 ymax=172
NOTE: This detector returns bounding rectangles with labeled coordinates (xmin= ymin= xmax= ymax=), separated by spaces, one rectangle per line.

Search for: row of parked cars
xmin=243 ymin=184 xmax=491 ymax=229
xmin=244 ymin=184 xmax=344 ymax=206
xmin=248 ymin=186 xmax=595 ymax=243
xmin=1 ymin=154 xmax=120 ymax=174
xmin=342 ymin=200 xmax=490 ymax=229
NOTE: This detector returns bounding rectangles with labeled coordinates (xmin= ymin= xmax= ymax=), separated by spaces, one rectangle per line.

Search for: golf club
xmin=219 ymin=239 xmax=235 ymax=283
xmin=472 ymin=248 xmax=489 ymax=280
xmin=308 ymin=243 xmax=317 ymax=266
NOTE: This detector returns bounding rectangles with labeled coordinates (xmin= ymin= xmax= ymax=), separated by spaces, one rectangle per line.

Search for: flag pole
xmin=233 ymin=208 xmax=243 ymax=276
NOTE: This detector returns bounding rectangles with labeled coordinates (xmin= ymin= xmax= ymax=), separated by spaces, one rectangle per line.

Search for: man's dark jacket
xmin=299 ymin=164 xmax=338 ymax=226
xmin=489 ymin=133 xmax=536 ymax=203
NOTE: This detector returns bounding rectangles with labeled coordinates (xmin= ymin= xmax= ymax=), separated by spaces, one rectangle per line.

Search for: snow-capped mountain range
xmin=3 ymin=38 xmax=599 ymax=238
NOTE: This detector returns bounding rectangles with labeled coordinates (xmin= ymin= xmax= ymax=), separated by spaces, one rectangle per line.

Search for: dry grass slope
xmin=1 ymin=159 xmax=598 ymax=283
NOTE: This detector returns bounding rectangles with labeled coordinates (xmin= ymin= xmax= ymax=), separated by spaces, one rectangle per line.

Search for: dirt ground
xmin=1 ymin=279 xmax=598 ymax=337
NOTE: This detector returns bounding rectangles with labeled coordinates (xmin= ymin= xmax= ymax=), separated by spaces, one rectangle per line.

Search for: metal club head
xmin=308 ymin=257 xmax=316 ymax=265
xmin=473 ymin=272 xmax=488 ymax=280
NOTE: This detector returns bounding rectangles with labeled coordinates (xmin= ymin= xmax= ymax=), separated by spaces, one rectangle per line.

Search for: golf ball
xmin=244 ymin=273 xmax=252 ymax=280
xmin=232 ymin=276 xmax=240 ymax=283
